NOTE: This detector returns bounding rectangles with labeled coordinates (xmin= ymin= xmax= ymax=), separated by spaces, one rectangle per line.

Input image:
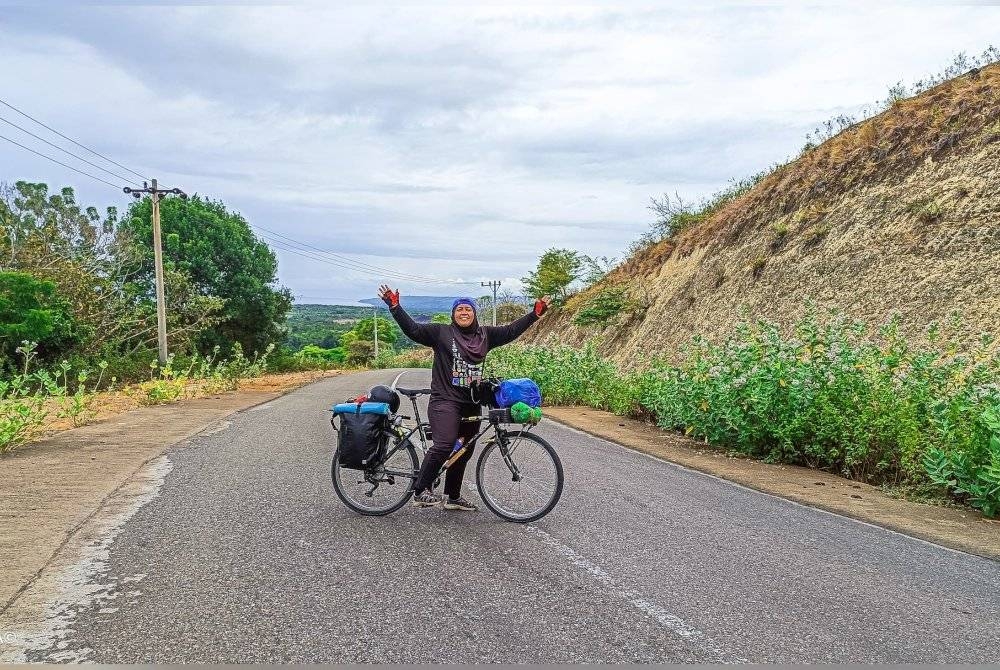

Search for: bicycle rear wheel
xmin=332 ymin=437 xmax=419 ymax=516
xmin=475 ymin=430 xmax=563 ymax=523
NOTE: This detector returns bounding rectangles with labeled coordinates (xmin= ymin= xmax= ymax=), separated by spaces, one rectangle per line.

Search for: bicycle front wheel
xmin=475 ymin=430 xmax=563 ymax=523
xmin=332 ymin=437 xmax=419 ymax=516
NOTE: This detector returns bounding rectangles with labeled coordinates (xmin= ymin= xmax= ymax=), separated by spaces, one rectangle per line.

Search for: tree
xmin=494 ymin=289 xmax=528 ymax=323
xmin=521 ymin=248 xmax=584 ymax=301
xmin=431 ymin=312 xmax=451 ymax=324
xmin=346 ymin=339 xmax=375 ymax=365
xmin=121 ymin=195 xmax=292 ymax=356
xmin=0 ymin=271 xmax=79 ymax=365
xmin=352 ymin=316 xmax=399 ymax=346
xmin=297 ymin=344 xmax=346 ymax=364
xmin=0 ymin=181 xmax=219 ymax=358
xmin=497 ymin=300 xmax=528 ymax=323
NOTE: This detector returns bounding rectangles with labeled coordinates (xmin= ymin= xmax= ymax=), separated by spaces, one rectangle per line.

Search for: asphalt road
xmin=27 ymin=370 xmax=1000 ymax=663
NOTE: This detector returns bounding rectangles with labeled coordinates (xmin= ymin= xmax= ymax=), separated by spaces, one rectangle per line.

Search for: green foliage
xmin=489 ymin=310 xmax=1000 ymax=517
xmin=0 ymin=342 xmax=110 ymax=453
xmin=431 ymin=312 xmax=452 ymax=324
xmin=906 ymin=197 xmax=944 ymax=223
xmin=121 ymin=195 xmax=292 ymax=356
xmin=521 ymin=248 xmax=585 ymax=301
xmin=0 ymin=181 xmax=223 ymax=363
xmin=487 ymin=341 xmax=640 ymax=415
xmin=134 ymin=343 xmax=274 ymax=405
xmin=284 ymin=304 xmax=371 ymax=350
xmin=346 ymin=340 xmax=376 ymax=365
xmin=1 ymin=343 xmax=55 ymax=453
xmin=0 ymin=271 xmax=79 ymax=365
xmin=923 ymin=408 xmax=1000 ymax=517
xmin=573 ymin=287 xmax=635 ymax=327
xmin=298 ymin=344 xmax=347 ymax=363
xmin=352 ymin=316 xmax=399 ymax=346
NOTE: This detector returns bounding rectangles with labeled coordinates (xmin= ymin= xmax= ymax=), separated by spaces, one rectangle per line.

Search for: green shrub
xmin=573 ymin=287 xmax=633 ymax=327
xmin=488 ymin=309 xmax=1000 ymax=517
xmin=0 ymin=272 xmax=80 ymax=366
xmin=488 ymin=341 xmax=640 ymax=415
xmin=1 ymin=342 xmax=76 ymax=453
xmin=906 ymin=197 xmax=944 ymax=223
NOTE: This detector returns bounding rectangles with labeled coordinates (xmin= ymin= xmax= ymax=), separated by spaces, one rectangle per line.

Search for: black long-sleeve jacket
xmin=388 ymin=305 xmax=539 ymax=403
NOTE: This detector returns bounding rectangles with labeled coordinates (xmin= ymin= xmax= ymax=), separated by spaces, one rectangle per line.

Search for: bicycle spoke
xmin=332 ymin=438 xmax=417 ymax=515
xmin=477 ymin=431 xmax=562 ymax=522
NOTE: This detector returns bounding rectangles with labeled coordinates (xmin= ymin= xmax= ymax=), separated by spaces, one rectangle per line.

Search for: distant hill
xmin=358 ymin=295 xmax=464 ymax=315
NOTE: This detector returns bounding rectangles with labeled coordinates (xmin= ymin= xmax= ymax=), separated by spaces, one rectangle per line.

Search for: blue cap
xmin=452 ymin=297 xmax=477 ymax=313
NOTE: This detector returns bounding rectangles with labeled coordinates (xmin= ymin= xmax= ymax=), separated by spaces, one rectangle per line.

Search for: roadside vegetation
xmin=492 ymin=48 xmax=1000 ymax=519
xmin=0 ymin=340 xmax=277 ymax=454
xmin=488 ymin=309 xmax=1000 ymax=517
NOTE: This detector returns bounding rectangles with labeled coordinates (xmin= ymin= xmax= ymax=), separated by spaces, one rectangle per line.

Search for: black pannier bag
xmin=331 ymin=401 xmax=391 ymax=469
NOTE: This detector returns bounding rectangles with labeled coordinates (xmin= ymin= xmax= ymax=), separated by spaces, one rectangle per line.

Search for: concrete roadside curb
xmin=544 ymin=406 xmax=1000 ymax=562
xmin=0 ymin=375 xmax=336 ymax=615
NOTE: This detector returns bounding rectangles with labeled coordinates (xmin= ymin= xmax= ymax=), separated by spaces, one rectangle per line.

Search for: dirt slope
xmin=531 ymin=64 xmax=1000 ymax=368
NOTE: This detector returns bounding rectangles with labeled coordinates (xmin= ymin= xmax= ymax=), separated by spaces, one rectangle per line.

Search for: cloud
xmin=1 ymin=4 xmax=998 ymax=302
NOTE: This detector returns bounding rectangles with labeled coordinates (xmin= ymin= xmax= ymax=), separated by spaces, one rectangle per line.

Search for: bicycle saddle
xmin=396 ymin=387 xmax=431 ymax=397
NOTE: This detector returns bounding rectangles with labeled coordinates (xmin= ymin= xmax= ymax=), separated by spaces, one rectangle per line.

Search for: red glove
xmin=379 ymin=285 xmax=400 ymax=308
xmin=534 ymin=299 xmax=548 ymax=317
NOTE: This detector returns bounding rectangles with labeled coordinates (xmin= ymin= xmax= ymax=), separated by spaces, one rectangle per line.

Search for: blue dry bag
xmin=494 ymin=378 xmax=542 ymax=408
xmin=331 ymin=402 xmax=391 ymax=469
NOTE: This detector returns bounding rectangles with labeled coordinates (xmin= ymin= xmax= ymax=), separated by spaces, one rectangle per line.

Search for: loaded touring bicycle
xmin=330 ymin=378 xmax=563 ymax=522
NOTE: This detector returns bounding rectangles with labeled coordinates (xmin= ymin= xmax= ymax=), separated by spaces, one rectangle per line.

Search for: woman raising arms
xmin=379 ymin=285 xmax=550 ymax=510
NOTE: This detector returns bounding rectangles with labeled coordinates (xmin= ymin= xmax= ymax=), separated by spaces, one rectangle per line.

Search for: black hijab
xmin=450 ymin=297 xmax=488 ymax=363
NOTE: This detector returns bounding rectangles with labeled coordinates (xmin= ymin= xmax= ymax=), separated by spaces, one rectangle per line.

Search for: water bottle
xmin=444 ymin=437 xmax=467 ymax=468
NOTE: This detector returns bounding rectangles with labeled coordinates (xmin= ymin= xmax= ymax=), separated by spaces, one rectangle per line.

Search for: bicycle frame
xmin=379 ymin=391 xmax=533 ymax=486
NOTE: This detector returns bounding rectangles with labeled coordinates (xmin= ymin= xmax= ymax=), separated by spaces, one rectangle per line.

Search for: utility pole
xmin=373 ymin=305 xmax=379 ymax=359
xmin=124 ymin=180 xmax=188 ymax=365
xmin=481 ymin=280 xmax=501 ymax=326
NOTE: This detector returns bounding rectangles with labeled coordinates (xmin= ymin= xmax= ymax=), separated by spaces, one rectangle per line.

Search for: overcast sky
xmin=1 ymin=3 xmax=997 ymax=304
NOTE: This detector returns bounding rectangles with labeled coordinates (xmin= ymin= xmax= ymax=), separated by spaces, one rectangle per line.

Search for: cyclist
xmin=379 ymin=285 xmax=550 ymax=510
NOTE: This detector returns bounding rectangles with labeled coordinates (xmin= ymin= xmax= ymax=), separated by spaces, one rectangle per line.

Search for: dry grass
xmin=690 ymin=63 xmax=1000 ymax=248
xmin=34 ymin=370 xmax=342 ymax=439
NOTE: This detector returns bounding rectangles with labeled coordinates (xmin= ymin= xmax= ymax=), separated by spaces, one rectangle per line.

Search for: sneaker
xmin=411 ymin=490 xmax=442 ymax=508
xmin=443 ymin=496 xmax=478 ymax=511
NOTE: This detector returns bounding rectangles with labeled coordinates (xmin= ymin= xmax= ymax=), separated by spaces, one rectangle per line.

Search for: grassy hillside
xmin=532 ymin=61 xmax=1000 ymax=368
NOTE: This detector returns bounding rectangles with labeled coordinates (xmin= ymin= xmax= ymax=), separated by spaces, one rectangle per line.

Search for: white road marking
xmin=524 ymin=524 xmax=747 ymax=664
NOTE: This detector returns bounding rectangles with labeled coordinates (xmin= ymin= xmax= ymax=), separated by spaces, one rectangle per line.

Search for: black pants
xmin=414 ymin=398 xmax=482 ymax=497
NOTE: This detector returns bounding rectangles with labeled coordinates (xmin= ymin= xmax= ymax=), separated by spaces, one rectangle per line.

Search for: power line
xmin=251 ymin=224 xmax=478 ymax=286
xmin=252 ymin=222 xmax=475 ymax=285
xmin=0 ymin=132 xmax=123 ymax=190
xmin=259 ymin=232 xmax=458 ymax=286
xmin=0 ymin=97 xmax=149 ymax=182
xmin=0 ymin=115 xmax=143 ymax=187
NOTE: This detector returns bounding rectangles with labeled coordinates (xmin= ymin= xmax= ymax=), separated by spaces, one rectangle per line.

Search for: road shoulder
xmin=545 ymin=406 xmax=1000 ymax=561
xmin=0 ymin=371 xmax=338 ymax=614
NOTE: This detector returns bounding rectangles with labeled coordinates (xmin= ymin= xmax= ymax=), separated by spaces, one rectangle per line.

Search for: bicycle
xmin=331 ymin=387 xmax=564 ymax=522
